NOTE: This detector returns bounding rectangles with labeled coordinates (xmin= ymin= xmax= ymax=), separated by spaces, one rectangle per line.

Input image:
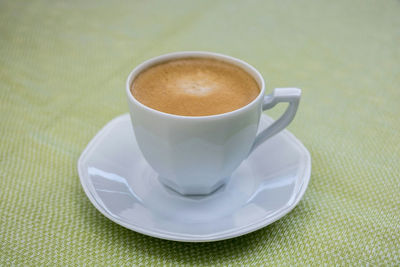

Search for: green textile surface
xmin=1 ymin=0 xmax=399 ymax=265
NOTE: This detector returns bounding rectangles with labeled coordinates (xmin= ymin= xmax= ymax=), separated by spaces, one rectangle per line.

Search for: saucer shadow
xmin=78 ymin=188 xmax=307 ymax=265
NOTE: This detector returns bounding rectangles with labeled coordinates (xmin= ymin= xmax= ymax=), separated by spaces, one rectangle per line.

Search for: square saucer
xmin=78 ymin=114 xmax=311 ymax=242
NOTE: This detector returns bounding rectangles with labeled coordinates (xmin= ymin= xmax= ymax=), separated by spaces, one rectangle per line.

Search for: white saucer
xmin=78 ymin=114 xmax=311 ymax=242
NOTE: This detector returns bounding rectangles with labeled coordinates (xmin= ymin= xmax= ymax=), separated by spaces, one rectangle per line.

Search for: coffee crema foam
xmin=131 ymin=58 xmax=260 ymax=116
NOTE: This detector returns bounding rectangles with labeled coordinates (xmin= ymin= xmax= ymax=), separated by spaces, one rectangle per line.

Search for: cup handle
xmin=250 ymin=88 xmax=301 ymax=153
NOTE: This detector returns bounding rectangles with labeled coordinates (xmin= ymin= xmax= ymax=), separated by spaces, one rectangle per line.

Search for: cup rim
xmin=126 ymin=51 xmax=266 ymax=120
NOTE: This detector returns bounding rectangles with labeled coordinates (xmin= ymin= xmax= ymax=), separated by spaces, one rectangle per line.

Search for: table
xmin=1 ymin=0 xmax=399 ymax=265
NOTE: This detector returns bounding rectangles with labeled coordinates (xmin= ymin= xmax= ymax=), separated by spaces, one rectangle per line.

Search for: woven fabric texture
xmin=1 ymin=0 xmax=399 ymax=265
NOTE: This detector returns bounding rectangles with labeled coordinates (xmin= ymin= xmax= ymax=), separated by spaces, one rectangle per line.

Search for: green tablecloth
xmin=1 ymin=0 xmax=399 ymax=265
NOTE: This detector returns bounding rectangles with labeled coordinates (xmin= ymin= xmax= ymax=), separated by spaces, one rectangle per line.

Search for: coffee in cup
xmin=131 ymin=58 xmax=260 ymax=116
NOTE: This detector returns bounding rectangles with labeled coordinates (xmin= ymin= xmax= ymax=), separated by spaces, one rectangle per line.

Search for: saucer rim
xmin=78 ymin=113 xmax=311 ymax=242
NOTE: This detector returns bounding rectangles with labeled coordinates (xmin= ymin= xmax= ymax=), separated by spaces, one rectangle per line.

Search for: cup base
xmin=158 ymin=176 xmax=230 ymax=195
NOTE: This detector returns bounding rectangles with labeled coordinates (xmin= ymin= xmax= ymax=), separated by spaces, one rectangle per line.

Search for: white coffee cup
xmin=126 ymin=51 xmax=301 ymax=195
